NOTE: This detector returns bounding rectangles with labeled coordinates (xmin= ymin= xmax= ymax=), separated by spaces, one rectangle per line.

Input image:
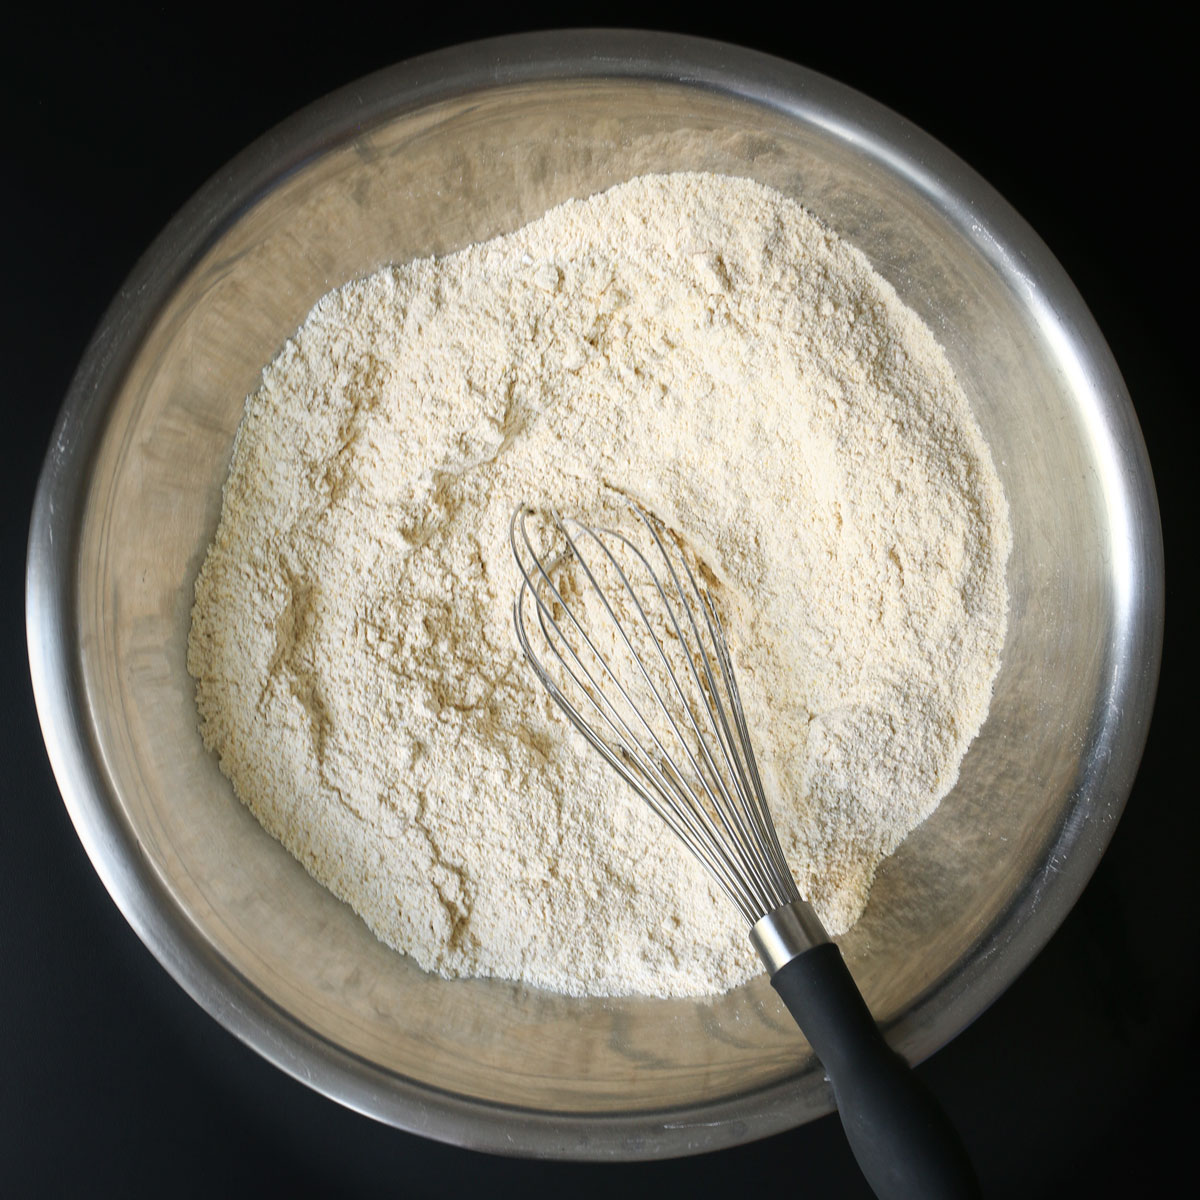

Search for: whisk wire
xmin=634 ymin=515 xmax=791 ymax=907
xmin=702 ymin=591 xmax=797 ymax=890
xmin=562 ymin=521 xmax=768 ymax=891
xmin=511 ymin=503 xmax=800 ymax=923
xmin=513 ymin=511 xmax=758 ymax=917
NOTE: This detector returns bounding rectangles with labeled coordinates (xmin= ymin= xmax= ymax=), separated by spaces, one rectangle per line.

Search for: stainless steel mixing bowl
xmin=26 ymin=31 xmax=1163 ymax=1158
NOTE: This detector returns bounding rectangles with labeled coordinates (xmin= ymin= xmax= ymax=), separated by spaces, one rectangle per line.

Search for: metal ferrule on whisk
xmin=750 ymin=898 xmax=830 ymax=975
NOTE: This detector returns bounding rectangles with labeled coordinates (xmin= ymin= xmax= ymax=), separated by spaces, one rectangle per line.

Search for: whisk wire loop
xmin=560 ymin=520 xmax=769 ymax=894
xmin=635 ymin=517 xmax=793 ymax=902
xmin=510 ymin=502 xmax=801 ymax=924
xmin=514 ymin=512 xmax=757 ymax=918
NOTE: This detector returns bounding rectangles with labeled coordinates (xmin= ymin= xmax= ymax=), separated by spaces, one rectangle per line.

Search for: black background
xmin=3 ymin=8 xmax=1192 ymax=1197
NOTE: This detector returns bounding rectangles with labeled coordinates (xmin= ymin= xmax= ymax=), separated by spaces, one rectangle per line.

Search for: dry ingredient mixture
xmin=188 ymin=173 xmax=1011 ymax=998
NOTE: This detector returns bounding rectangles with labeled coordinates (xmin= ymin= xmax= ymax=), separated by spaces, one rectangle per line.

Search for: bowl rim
xmin=25 ymin=28 xmax=1165 ymax=1160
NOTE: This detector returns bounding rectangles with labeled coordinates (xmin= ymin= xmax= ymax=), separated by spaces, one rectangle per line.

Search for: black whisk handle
xmin=770 ymin=943 xmax=980 ymax=1200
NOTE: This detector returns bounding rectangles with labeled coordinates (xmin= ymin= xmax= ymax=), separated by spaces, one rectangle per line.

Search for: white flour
xmin=187 ymin=173 xmax=1010 ymax=998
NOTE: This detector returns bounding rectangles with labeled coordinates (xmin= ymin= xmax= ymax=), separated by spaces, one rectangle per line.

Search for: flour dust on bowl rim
xmin=25 ymin=31 xmax=1163 ymax=1159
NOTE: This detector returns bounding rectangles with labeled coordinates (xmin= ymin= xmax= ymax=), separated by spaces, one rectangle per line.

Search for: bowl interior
xmin=55 ymin=59 xmax=1153 ymax=1152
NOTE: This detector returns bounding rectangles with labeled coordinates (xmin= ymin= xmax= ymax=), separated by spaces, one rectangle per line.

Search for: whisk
xmin=510 ymin=502 xmax=979 ymax=1200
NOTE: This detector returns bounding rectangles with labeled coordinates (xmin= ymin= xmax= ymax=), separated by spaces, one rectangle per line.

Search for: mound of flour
xmin=187 ymin=173 xmax=1010 ymax=998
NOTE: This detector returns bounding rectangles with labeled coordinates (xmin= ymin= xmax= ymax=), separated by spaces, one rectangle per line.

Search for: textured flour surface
xmin=188 ymin=173 xmax=1010 ymax=998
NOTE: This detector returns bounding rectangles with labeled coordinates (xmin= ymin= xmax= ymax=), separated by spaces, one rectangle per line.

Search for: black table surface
xmin=3 ymin=10 xmax=1192 ymax=1197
